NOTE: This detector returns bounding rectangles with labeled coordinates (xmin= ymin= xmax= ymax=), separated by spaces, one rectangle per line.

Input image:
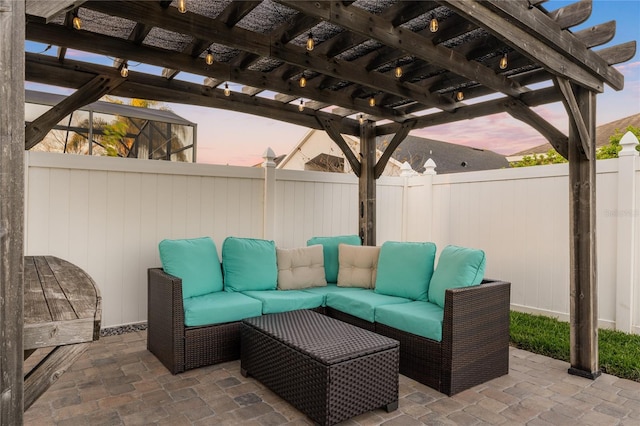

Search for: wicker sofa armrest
xmin=440 ymin=278 xmax=511 ymax=395
xmin=147 ymin=268 xmax=186 ymax=374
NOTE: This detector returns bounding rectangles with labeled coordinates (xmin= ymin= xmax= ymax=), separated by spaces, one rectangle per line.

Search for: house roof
xmin=512 ymin=113 xmax=640 ymax=156
xmin=378 ymin=134 xmax=509 ymax=174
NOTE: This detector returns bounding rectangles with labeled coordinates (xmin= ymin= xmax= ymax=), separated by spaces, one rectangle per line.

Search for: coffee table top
xmin=242 ymin=309 xmax=398 ymax=365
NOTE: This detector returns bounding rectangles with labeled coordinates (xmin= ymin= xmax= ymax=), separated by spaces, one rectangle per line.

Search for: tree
xmin=596 ymin=125 xmax=640 ymax=159
xmin=511 ymin=149 xmax=568 ymax=167
xmin=512 ymin=125 xmax=640 ymax=167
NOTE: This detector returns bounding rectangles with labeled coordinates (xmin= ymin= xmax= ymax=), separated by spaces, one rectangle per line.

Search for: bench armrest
xmin=441 ymin=278 xmax=511 ymax=394
xmin=147 ymin=268 xmax=186 ymax=374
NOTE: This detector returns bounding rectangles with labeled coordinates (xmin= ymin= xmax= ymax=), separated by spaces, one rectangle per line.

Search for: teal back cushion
xmin=307 ymin=235 xmax=361 ymax=283
xmin=374 ymin=241 xmax=436 ymax=301
xmin=158 ymin=236 xmax=223 ymax=300
xmin=222 ymin=237 xmax=278 ymax=292
xmin=428 ymin=245 xmax=486 ymax=308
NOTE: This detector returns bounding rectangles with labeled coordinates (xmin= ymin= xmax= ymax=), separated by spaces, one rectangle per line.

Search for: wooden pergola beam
xmin=26 ymin=22 xmax=403 ymax=121
xmin=376 ymin=86 xmax=563 ymax=136
xmin=25 ymin=0 xmax=85 ymax=21
xmin=480 ymin=0 xmax=625 ymax=90
xmin=440 ymin=0 xmax=609 ymax=93
xmin=83 ymin=0 xmax=457 ymax=113
xmin=25 ymin=53 xmax=361 ymax=137
xmin=278 ymin=0 xmax=527 ymax=98
xmin=25 ymin=74 xmax=125 ymax=149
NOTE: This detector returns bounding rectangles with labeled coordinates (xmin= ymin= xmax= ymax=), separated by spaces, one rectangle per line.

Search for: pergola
xmin=1 ymin=0 xmax=636 ymax=421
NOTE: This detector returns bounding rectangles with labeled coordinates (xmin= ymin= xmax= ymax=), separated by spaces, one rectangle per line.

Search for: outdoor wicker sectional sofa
xmin=147 ymin=235 xmax=511 ymax=396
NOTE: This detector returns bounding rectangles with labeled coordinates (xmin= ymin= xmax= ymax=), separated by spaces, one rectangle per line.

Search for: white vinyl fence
xmin=24 ymin=135 xmax=640 ymax=332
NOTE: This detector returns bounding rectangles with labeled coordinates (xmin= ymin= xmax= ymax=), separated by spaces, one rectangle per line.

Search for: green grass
xmin=510 ymin=311 xmax=640 ymax=382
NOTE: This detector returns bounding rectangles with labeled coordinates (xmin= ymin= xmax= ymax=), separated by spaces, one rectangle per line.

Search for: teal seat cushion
xmin=222 ymin=237 xmax=277 ymax=292
xmin=242 ymin=290 xmax=324 ymax=314
xmin=183 ymin=291 xmax=262 ymax=327
xmin=326 ymin=290 xmax=412 ymax=323
xmin=307 ymin=235 xmax=361 ymax=283
xmin=428 ymin=245 xmax=486 ymax=308
xmin=301 ymin=283 xmax=366 ymax=307
xmin=374 ymin=241 xmax=436 ymax=301
xmin=158 ymin=236 xmax=223 ymax=300
xmin=375 ymin=301 xmax=444 ymax=342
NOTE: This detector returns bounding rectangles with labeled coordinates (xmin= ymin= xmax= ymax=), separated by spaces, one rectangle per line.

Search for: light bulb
xmin=224 ymin=83 xmax=230 ymax=96
xmin=430 ymin=17 xmax=439 ymax=33
xmin=456 ymin=91 xmax=464 ymax=101
xmin=72 ymin=15 xmax=81 ymax=30
xmin=499 ymin=53 xmax=508 ymax=70
xmin=369 ymin=97 xmax=376 ymax=107
xmin=306 ymin=33 xmax=314 ymax=51
xmin=359 ymin=114 xmax=364 ymax=125
xmin=299 ymin=76 xmax=306 ymax=88
xmin=205 ymin=50 xmax=214 ymax=66
xmin=178 ymin=0 xmax=187 ymax=13
xmin=394 ymin=65 xmax=403 ymax=79
xmin=298 ymin=100 xmax=304 ymax=112
xmin=120 ymin=64 xmax=129 ymax=78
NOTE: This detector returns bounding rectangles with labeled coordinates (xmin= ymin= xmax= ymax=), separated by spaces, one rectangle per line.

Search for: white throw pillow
xmin=276 ymin=245 xmax=327 ymax=290
xmin=337 ymin=244 xmax=380 ymax=288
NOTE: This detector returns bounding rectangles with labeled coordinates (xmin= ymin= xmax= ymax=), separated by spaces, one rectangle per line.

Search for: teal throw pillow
xmin=307 ymin=235 xmax=361 ymax=283
xmin=222 ymin=237 xmax=278 ymax=292
xmin=158 ymin=236 xmax=223 ymax=300
xmin=374 ymin=241 xmax=436 ymax=301
xmin=428 ymin=245 xmax=486 ymax=308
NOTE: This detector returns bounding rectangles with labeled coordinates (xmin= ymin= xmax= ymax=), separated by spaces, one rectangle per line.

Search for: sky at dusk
xmin=26 ymin=0 xmax=640 ymax=167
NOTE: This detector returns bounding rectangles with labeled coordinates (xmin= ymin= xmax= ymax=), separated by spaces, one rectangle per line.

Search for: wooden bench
xmin=23 ymin=256 xmax=101 ymax=409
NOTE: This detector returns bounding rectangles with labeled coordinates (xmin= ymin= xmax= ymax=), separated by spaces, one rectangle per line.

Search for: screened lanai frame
xmin=25 ymin=89 xmax=197 ymax=161
xmin=1 ymin=0 xmax=638 ymax=422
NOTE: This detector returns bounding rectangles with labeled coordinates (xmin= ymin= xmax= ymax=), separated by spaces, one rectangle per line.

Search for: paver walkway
xmin=25 ymin=330 xmax=640 ymax=425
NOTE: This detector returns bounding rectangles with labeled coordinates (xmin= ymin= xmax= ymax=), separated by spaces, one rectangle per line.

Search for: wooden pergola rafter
xmin=1 ymin=0 xmax=636 ymax=420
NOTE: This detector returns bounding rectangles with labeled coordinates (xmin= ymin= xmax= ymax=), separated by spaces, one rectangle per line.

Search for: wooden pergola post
xmin=567 ymin=84 xmax=601 ymax=379
xmin=359 ymin=120 xmax=376 ymax=246
xmin=0 ymin=0 xmax=25 ymax=422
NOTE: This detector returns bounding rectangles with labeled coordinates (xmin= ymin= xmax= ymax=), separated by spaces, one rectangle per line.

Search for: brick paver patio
xmin=25 ymin=330 xmax=640 ymax=425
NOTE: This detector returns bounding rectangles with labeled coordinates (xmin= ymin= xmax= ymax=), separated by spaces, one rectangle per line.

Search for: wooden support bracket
xmin=319 ymin=117 xmax=361 ymax=177
xmin=556 ymin=77 xmax=592 ymax=160
xmin=25 ymin=73 xmax=125 ymax=149
xmin=505 ymin=99 xmax=569 ymax=160
xmin=374 ymin=122 xmax=414 ymax=179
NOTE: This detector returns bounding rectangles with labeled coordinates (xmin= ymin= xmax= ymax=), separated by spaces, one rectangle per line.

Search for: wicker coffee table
xmin=241 ymin=310 xmax=399 ymax=426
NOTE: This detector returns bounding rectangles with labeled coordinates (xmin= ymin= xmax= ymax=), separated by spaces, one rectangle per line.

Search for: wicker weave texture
xmin=241 ymin=310 xmax=398 ymax=425
xmin=325 ymin=307 xmax=376 ymax=331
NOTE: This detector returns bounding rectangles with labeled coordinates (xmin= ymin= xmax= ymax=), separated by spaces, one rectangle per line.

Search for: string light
xmin=298 ymin=99 xmax=305 ymax=112
xmin=224 ymin=82 xmax=231 ymax=96
xmin=177 ymin=0 xmax=187 ymax=13
xmin=368 ymin=96 xmax=376 ymax=107
xmin=456 ymin=91 xmax=464 ymax=101
xmin=394 ymin=63 xmax=403 ymax=79
xmin=120 ymin=63 xmax=129 ymax=78
xmin=429 ymin=17 xmax=439 ymax=33
xmin=299 ymin=76 xmax=307 ymax=88
xmin=72 ymin=12 xmax=82 ymax=30
xmin=205 ymin=49 xmax=214 ymax=66
xmin=359 ymin=114 xmax=364 ymax=125
xmin=499 ymin=53 xmax=508 ymax=70
xmin=306 ymin=32 xmax=315 ymax=51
